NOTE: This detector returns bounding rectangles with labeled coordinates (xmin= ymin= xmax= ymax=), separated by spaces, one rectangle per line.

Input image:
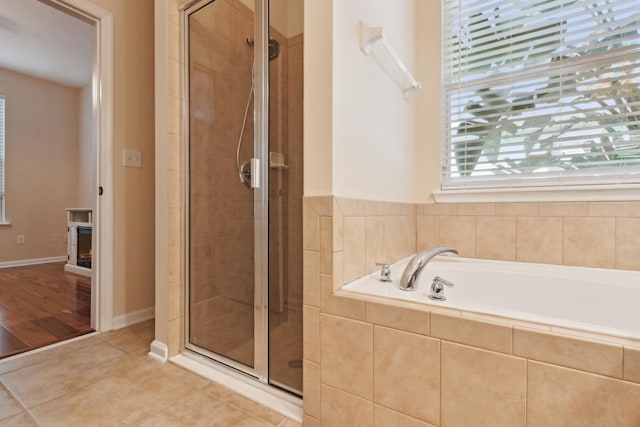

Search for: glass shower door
xmin=187 ymin=0 xmax=258 ymax=370
xmin=185 ymin=0 xmax=303 ymax=396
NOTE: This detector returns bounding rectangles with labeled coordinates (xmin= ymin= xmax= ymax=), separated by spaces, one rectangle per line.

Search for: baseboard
xmin=148 ymin=340 xmax=168 ymax=363
xmin=0 ymin=256 xmax=67 ymax=269
xmin=111 ymin=306 xmax=155 ymax=330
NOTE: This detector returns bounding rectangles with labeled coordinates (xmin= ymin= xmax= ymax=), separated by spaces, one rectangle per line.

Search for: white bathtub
xmin=341 ymin=256 xmax=640 ymax=342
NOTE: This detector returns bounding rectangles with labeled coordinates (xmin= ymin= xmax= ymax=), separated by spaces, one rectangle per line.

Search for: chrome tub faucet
xmin=398 ymin=247 xmax=458 ymax=291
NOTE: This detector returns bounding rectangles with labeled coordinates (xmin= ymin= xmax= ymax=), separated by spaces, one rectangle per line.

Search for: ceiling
xmin=0 ymin=0 xmax=95 ymax=88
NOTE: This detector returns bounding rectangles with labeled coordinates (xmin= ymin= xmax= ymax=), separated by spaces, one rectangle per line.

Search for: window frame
xmin=437 ymin=0 xmax=640 ymax=203
xmin=0 ymin=95 xmax=5 ymax=223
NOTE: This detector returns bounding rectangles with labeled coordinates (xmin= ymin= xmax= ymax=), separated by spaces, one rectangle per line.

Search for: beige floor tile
xmin=29 ymin=361 xmax=193 ymax=426
xmin=224 ymin=393 xmax=287 ymax=426
xmin=0 ymin=412 xmax=38 ymax=427
xmin=0 ymin=321 xmax=299 ymax=427
xmin=0 ymin=341 xmax=144 ymax=408
xmin=0 ymin=383 xmax=23 ymax=421
xmin=0 ymin=335 xmax=102 ymax=376
xmin=134 ymin=390 xmax=269 ymax=427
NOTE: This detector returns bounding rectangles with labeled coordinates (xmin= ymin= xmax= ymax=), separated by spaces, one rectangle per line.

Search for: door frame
xmin=47 ymin=0 xmax=114 ymax=331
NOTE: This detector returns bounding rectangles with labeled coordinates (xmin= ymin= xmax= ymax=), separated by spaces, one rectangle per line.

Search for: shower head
xmin=245 ymin=37 xmax=281 ymax=61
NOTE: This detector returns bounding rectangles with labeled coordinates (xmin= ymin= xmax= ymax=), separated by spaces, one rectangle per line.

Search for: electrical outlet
xmin=17 ymin=235 xmax=25 ymax=245
xmin=52 ymin=233 xmax=60 ymax=242
xmin=123 ymin=149 xmax=142 ymax=168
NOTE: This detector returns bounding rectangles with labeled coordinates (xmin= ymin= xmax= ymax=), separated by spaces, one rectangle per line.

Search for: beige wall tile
xmin=539 ymin=202 xmax=588 ymax=217
xmin=516 ymin=217 xmax=562 ymax=264
xmin=457 ymin=203 xmax=496 ymax=216
xmin=439 ymin=216 xmax=476 ymax=257
xmin=321 ymin=384 xmax=373 ymax=427
xmin=331 ymin=252 xmax=345 ymax=292
xmin=431 ymin=313 xmax=512 ymax=354
xmin=495 ymin=202 xmax=539 ymax=217
xmin=306 ymin=196 xmax=332 ymax=217
xmin=303 ymin=202 xmax=320 ymax=251
xmin=343 ymin=217 xmax=367 ymax=282
xmin=475 ymin=216 xmax=516 ymax=261
xmin=423 ymin=203 xmax=457 ymax=216
xmin=624 ymin=347 xmax=640 ymax=384
xmin=514 ymin=328 xmax=622 ymax=378
xmin=320 ymin=314 xmax=373 ymax=399
xmin=303 ymin=360 xmax=320 ymax=418
xmin=563 ymin=217 xmax=615 ymax=268
xmin=589 ymin=202 xmax=640 ymax=218
xmin=441 ymin=343 xmax=526 ymax=427
xmin=303 ymin=415 xmax=320 ymax=427
xmin=332 ymin=200 xmax=344 ymax=252
xmin=527 ymin=361 xmax=640 ymax=426
xmin=417 ymin=215 xmax=439 ymax=251
xmin=373 ymin=327 xmax=440 ymax=424
xmin=365 ymin=217 xmax=384 ymax=273
xmin=616 ymin=218 xmax=640 ymax=270
xmin=365 ymin=301 xmax=430 ymax=336
xmin=383 ymin=215 xmax=417 ymax=267
xmin=320 ymin=279 xmax=366 ymax=321
xmin=335 ymin=198 xmax=379 ymax=217
xmin=374 ymin=405 xmax=437 ymax=427
xmin=320 ymin=217 xmax=333 ymax=274
xmin=303 ymin=306 xmax=320 ymax=363
xmin=303 ymin=251 xmax=320 ymax=307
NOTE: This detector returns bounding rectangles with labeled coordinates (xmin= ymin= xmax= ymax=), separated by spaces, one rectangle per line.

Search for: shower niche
xmin=184 ymin=0 xmax=303 ymax=396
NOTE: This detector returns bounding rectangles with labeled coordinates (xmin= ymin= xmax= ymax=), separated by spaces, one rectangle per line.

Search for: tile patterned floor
xmin=0 ymin=320 xmax=301 ymax=426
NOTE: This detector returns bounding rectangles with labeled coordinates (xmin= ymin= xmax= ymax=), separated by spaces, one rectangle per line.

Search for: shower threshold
xmin=171 ymin=351 xmax=303 ymax=422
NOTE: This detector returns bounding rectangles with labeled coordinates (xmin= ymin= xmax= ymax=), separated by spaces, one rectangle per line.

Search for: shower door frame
xmin=181 ymin=0 xmax=271 ymax=383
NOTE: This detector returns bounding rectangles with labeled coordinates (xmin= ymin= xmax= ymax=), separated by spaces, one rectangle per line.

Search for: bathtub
xmin=341 ymin=255 xmax=640 ymax=342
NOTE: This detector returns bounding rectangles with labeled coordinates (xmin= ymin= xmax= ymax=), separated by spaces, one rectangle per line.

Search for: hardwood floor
xmin=0 ymin=262 xmax=92 ymax=359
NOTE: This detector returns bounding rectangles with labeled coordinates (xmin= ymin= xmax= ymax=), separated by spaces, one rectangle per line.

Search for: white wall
xmin=332 ymin=0 xmax=417 ymax=203
xmin=304 ymin=0 xmax=441 ymax=203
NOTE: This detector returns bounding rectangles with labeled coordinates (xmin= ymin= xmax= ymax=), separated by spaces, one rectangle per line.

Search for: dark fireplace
xmin=77 ymin=226 xmax=92 ymax=269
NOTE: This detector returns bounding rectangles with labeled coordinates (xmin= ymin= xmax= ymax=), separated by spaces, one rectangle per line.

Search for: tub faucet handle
xmin=375 ymin=262 xmax=392 ymax=282
xmin=429 ymin=276 xmax=455 ymax=301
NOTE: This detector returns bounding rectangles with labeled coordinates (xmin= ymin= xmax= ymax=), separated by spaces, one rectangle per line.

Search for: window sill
xmin=432 ymin=184 xmax=640 ymax=203
xmin=0 ymin=223 xmax=11 ymax=228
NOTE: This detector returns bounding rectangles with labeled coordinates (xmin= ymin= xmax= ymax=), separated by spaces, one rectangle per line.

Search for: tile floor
xmin=0 ymin=320 xmax=301 ymax=426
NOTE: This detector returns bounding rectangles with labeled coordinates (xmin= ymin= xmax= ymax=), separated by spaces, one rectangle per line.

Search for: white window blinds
xmin=442 ymin=0 xmax=640 ymax=190
xmin=0 ymin=96 xmax=4 ymax=197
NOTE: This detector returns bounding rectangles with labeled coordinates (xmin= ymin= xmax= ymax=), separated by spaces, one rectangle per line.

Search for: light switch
xmin=123 ymin=149 xmax=142 ymax=168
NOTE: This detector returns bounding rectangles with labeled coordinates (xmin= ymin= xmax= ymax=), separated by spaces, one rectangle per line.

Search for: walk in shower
xmin=184 ymin=0 xmax=303 ymax=395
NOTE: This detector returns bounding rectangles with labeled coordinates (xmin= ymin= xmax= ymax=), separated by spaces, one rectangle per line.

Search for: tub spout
xmin=399 ymin=247 xmax=458 ymax=291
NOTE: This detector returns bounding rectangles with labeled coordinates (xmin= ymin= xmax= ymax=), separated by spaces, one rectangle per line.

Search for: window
xmin=442 ymin=0 xmax=640 ymax=192
xmin=0 ymin=96 xmax=4 ymax=222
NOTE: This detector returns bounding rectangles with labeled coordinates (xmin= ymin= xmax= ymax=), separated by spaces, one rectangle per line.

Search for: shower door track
xmin=181 ymin=0 xmax=273 ymax=388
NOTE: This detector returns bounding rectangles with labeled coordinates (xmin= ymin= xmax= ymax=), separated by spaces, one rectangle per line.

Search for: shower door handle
xmin=250 ymin=158 xmax=260 ymax=188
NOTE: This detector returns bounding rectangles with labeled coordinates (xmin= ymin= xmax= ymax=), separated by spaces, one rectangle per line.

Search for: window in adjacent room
xmin=0 ymin=96 xmax=5 ymax=222
xmin=442 ymin=0 xmax=640 ymax=191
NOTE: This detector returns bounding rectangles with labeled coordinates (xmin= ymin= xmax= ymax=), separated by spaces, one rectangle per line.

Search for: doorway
xmin=0 ymin=0 xmax=114 ymax=357
xmin=184 ymin=0 xmax=303 ymax=395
